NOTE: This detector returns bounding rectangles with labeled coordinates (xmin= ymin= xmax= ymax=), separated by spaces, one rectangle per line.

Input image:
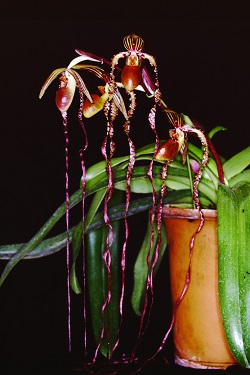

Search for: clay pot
xmin=162 ymin=207 xmax=237 ymax=369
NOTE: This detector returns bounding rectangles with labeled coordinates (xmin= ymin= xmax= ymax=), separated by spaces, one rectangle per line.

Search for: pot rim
xmin=162 ymin=206 xmax=217 ymax=220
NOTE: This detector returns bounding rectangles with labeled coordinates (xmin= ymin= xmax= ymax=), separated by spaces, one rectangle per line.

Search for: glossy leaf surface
xmin=217 ymin=182 xmax=250 ymax=367
xmin=86 ymin=191 xmax=123 ymax=358
xmin=132 ymin=214 xmax=167 ymax=316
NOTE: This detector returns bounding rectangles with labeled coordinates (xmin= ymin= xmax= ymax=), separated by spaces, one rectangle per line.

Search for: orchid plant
xmin=1 ymin=34 xmax=250 ymax=371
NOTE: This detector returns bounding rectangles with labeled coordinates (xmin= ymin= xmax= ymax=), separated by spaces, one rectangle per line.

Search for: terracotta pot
xmin=162 ymin=207 xmax=237 ymax=369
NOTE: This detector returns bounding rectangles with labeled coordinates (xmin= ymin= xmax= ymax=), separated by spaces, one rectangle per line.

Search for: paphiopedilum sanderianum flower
xmin=82 ymin=84 xmax=113 ymax=118
xmin=120 ymin=34 xmax=144 ymax=92
xmin=155 ymin=128 xmax=185 ymax=162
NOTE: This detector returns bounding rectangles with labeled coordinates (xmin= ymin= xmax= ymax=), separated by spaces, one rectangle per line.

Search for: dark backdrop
xmin=0 ymin=2 xmax=249 ymax=374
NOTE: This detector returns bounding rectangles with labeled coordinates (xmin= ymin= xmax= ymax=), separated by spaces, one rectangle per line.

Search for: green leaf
xmin=70 ymin=188 xmax=120 ymax=295
xmin=188 ymin=142 xmax=219 ymax=179
xmin=236 ymin=183 xmax=250 ymax=362
xmin=86 ymin=213 xmax=121 ymax=358
xmin=70 ymin=221 xmax=83 ymax=294
xmin=208 ymin=126 xmax=227 ymax=139
xmin=0 ymin=227 xmax=75 ymax=259
xmin=0 ymin=192 xmax=189 ymax=261
xmin=217 ymin=182 xmax=250 ymax=367
xmin=132 ymin=214 xmax=167 ymax=316
xmin=84 ymin=188 xmax=107 ymax=233
xmin=223 ymin=146 xmax=250 ymax=181
xmin=228 ymin=169 xmax=250 ymax=188
xmin=0 ymin=188 xmax=82 ymax=287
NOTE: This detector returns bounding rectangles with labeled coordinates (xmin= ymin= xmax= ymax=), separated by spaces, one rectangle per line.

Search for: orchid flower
xmin=37 ymin=34 xmax=226 ymax=363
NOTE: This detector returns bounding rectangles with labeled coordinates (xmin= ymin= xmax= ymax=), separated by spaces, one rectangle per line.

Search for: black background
xmin=0 ymin=1 xmax=250 ymax=374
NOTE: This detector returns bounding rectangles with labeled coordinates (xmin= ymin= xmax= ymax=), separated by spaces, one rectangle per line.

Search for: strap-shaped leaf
xmin=223 ymin=146 xmax=250 ymax=181
xmin=0 ymin=188 xmax=82 ymax=287
xmin=236 ymin=183 xmax=250 ymax=362
xmin=217 ymin=182 xmax=250 ymax=367
xmin=86 ymin=215 xmax=121 ymax=359
xmin=132 ymin=214 xmax=167 ymax=316
xmin=70 ymin=222 xmax=83 ymax=294
xmin=70 ymin=188 xmax=116 ymax=295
